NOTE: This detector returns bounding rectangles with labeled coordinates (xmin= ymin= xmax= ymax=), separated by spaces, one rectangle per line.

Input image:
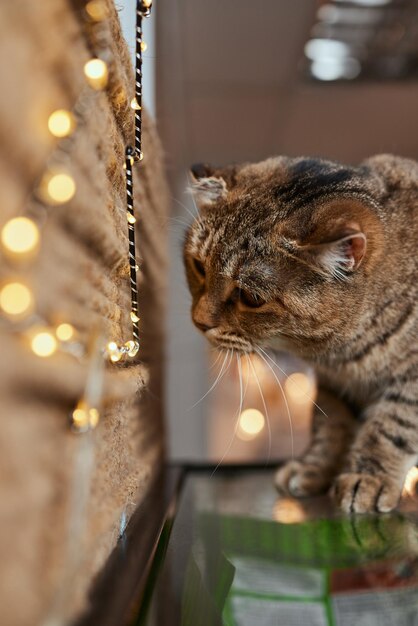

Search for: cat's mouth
xmin=205 ymin=329 xmax=253 ymax=353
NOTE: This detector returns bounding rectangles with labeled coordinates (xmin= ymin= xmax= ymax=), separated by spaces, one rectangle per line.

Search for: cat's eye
xmin=192 ymin=257 xmax=206 ymax=278
xmin=239 ymin=289 xmax=265 ymax=309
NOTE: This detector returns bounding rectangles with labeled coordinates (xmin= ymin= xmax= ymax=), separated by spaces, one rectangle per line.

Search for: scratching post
xmin=0 ymin=1 xmax=168 ymax=624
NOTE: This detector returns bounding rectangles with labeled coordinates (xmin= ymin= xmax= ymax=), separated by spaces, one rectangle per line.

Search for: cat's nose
xmin=194 ymin=321 xmax=215 ymax=333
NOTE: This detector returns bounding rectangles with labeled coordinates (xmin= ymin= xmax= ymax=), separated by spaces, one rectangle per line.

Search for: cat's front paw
xmin=332 ymin=473 xmax=401 ymax=514
xmin=275 ymin=460 xmax=334 ymax=497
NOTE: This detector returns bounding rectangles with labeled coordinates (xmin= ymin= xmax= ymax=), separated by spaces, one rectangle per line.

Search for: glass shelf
xmin=135 ymin=467 xmax=418 ymax=626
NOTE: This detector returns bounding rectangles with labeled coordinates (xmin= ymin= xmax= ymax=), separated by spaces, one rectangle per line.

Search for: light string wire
xmin=122 ymin=0 xmax=152 ymax=350
xmin=125 ymin=148 xmax=140 ymax=344
xmin=0 ymin=0 xmax=152 ymax=431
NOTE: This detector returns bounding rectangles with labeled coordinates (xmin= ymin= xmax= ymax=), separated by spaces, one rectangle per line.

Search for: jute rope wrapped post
xmin=0 ymin=0 xmax=154 ymax=425
xmin=0 ymin=1 xmax=168 ymax=624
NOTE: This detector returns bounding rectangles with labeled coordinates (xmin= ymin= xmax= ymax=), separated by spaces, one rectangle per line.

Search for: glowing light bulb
xmin=41 ymin=171 xmax=76 ymax=205
xmin=130 ymin=311 xmax=140 ymax=323
xmin=85 ymin=0 xmax=108 ymax=20
xmin=284 ymin=372 xmax=313 ymax=404
xmin=124 ymin=340 xmax=139 ymax=357
xmin=56 ymin=323 xmax=75 ymax=341
xmin=48 ymin=109 xmax=76 ymax=138
xmin=1 ymin=217 xmax=39 ymax=255
xmin=31 ymin=329 xmax=57 ymax=358
xmin=72 ymin=401 xmax=90 ymax=431
xmin=0 ymin=281 xmax=33 ymax=318
xmin=71 ymin=401 xmax=100 ymax=431
xmin=141 ymin=41 xmax=147 ymax=52
xmin=84 ymin=58 xmax=108 ymax=90
xmin=127 ymin=213 xmax=136 ymax=224
xmin=238 ymin=408 xmax=265 ymax=441
xmin=106 ymin=341 xmax=122 ymax=362
xmin=72 ymin=405 xmax=89 ymax=429
xmin=130 ymin=98 xmax=141 ymax=110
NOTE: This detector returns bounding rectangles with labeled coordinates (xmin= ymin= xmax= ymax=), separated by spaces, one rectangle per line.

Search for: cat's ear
xmin=298 ymin=225 xmax=367 ymax=280
xmin=189 ymin=163 xmax=228 ymax=207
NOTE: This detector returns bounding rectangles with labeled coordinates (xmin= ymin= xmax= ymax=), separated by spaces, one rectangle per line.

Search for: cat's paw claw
xmin=332 ymin=473 xmax=401 ymax=514
xmin=275 ymin=461 xmax=332 ymax=497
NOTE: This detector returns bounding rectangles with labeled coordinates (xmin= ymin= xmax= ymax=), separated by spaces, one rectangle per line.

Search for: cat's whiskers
xmin=164 ymin=215 xmax=192 ymax=235
xmin=189 ymin=349 xmax=232 ymax=410
xmin=186 ymin=172 xmax=204 ymax=220
xmin=247 ymin=353 xmax=272 ymax=466
xmin=208 ymin=349 xmax=223 ymax=372
xmin=211 ymin=352 xmax=245 ymax=478
xmin=254 ymin=346 xmax=294 ymax=460
xmin=172 ymin=193 xmax=201 ymax=224
xmin=258 ymin=346 xmax=329 ymax=420
xmin=242 ymin=353 xmax=251 ymax=406
xmin=168 ymin=215 xmax=191 ymax=228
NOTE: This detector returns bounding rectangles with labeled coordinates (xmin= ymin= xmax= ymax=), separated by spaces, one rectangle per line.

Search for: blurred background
xmin=120 ymin=0 xmax=418 ymax=465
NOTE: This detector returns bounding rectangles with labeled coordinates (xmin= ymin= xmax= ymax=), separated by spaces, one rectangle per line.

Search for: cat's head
xmin=183 ymin=155 xmax=388 ymax=358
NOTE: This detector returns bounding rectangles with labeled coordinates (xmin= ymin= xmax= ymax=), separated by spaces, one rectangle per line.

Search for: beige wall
xmin=157 ymin=0 xmax=418 ymax=463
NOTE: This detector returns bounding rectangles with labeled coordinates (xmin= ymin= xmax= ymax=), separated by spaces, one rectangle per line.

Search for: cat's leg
xmin=333 ymin=390 xmax=418 ymax=513
xmin=275 ymin=388 xmax=357 ymax=496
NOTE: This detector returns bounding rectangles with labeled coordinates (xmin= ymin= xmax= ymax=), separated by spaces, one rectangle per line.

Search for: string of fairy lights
xmin=0 ymin=0 xmax=152 ymax=432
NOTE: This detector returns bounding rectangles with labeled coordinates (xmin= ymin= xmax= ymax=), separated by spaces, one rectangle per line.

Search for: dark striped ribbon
xmin=125 ymin=0 xmax=151 ymax=346
xmin=134 ymin=2 xmax=143 ymax=159
xmin=125 ymin=146 xmax=139 ymax=343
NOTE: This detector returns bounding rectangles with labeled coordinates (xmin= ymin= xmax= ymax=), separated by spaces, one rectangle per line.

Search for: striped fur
xmin=184 ymin=154 xmax=418 ymax=513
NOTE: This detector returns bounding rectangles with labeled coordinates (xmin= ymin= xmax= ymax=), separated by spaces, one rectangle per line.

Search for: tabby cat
xmin=184 ymin=154 xmax=418 ymax=514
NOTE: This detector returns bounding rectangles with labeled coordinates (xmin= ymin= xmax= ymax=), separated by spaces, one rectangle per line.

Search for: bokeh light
xmin=1 ymin=217 xmax=39 ymax=255
xmin=238 ymin=408 xmax=265 ymax=441
xmin=273 ymin=498 xmax=306 ymax=524
xmin=85 ymin=0 xmax=108 ymax=21
xmin=84 ymin=58 xmax=108 ymax=90
xmin=56 ymin=323 xmax=75 ymax=342
xmin=48 ymin=109 xmax=76 ymax=138
xmin=284 ymin=372 xmax=314 ymax=404
xmin=41 ymin=171 xmax=76 ymax=205
xmin=0 ymin=281 xmax=33 ymax=318
xmin=30 ymin=329 xmax=57 ymax=358
xmin=403 ymin=467 xmax=418 ymax=497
